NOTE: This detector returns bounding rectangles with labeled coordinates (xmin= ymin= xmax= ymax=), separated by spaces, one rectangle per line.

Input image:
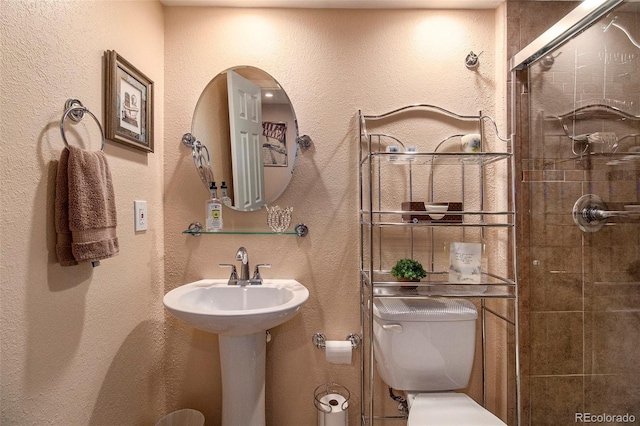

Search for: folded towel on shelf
xmin=55 ymin=146 xmax=119 ymax=266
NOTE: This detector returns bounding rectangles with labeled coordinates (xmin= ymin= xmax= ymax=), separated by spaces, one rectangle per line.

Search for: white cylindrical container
xmin=155 ymin=409 xmax=204 ymax=426
xmin=314 ymin=383 xmax=349 ymax=426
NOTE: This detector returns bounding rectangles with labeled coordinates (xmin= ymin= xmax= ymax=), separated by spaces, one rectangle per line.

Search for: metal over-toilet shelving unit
xmin=357 ymin=104 xmax=520 ymax=425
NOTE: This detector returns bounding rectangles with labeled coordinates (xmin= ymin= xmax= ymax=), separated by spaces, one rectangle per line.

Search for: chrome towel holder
xmin=60 ymin=98 xmax=105 ymax=151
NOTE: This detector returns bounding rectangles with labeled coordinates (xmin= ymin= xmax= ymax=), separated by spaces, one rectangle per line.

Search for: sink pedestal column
xmin=218 ymin=332 xmax=266 ymax=426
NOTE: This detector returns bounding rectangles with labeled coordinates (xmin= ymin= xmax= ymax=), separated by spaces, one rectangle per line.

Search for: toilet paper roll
xmin=318 ymin=393 xmax=348 ymax=426
xmin=325 ymin=341 xmax=352 ymax=364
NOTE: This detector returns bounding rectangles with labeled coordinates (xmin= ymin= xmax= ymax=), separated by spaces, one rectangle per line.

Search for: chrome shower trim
xmin=573 ymin=194 xmax=640 ymax=232
xmin=510 ymin=0 xmax=624 ymax=71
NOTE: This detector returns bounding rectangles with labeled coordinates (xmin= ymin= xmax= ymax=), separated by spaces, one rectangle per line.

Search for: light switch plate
xmin=134 ymin=200 xmax=148 ymax=232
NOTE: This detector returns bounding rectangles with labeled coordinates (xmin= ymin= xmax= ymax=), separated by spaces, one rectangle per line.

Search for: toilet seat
xmin=407 ymin=393 xmax=506 ymax=426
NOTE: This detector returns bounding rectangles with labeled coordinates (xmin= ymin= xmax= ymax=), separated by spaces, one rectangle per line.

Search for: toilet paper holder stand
xmin=312 ymin=332 xmax=361 ymax=350
xmin=314 ymin=382 xmax=350 ymax=415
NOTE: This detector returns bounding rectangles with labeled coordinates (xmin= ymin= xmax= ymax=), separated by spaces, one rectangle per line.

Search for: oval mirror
xmin=191 ymin=66 xmax=300 ymax=212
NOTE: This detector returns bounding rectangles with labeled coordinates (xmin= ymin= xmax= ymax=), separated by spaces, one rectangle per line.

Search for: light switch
xmin=134 ymin=200 xmax=148 ymax=232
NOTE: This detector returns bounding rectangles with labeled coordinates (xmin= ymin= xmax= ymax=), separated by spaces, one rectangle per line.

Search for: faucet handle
xmin=219 ymin=263 xmax=238 ymax=284
xmin=252 ymin=263 xmax=272 ymax=281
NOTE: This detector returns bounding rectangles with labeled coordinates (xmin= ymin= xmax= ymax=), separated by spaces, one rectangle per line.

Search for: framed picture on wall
xmin=262 ymin=121 xmax=288 ymax=167
xmin=104 ymin=50 xmax=154 ymax=152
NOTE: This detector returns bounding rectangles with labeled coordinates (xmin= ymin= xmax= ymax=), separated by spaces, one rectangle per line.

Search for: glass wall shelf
xmin=183 ymin=230 xmax=299 ymax=236
xmin=359 ymin=270 xmax=516 ymax=299
xmin=370 ymin=151 xmax=512 ymax=166
xmin=182 ymin=222 xmax=308 ymax=237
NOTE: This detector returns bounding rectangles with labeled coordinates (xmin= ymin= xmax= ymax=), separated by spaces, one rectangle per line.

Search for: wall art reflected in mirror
xmin=189 ymin=66 xmax=310 ymax=212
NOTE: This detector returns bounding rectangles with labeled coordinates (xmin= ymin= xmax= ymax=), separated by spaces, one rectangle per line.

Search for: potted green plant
xmin=391 ymin=258 xmax=427 ymax=282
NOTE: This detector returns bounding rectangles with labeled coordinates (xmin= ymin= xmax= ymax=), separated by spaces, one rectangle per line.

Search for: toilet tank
xmin=372 ymin=297 xmax=478 ymax=392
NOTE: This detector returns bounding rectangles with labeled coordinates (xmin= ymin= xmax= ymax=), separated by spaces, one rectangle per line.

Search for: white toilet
xmin=372 ymin=297 xmax=506 ymax=426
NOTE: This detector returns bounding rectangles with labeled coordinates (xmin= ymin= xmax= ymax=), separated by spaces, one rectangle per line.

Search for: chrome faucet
xmin=236 ymin=246 xmax=250 ymax=282
xmin=220 ymin=247 xmax=271 ymax=285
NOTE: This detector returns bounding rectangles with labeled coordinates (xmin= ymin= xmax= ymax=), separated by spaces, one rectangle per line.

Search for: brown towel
xmin=55 ymin=146 xmax=119 ymax=266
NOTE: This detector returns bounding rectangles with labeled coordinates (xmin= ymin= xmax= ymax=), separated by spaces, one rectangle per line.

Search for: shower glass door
xmin=515 ymin=1 xmax=640 ymax=424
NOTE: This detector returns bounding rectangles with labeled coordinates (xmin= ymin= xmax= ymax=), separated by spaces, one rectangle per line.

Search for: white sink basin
xmin=164 ymin=278 xmax=309 ymax=425
xmin=163 ymin=279 xmax=309 ymax=336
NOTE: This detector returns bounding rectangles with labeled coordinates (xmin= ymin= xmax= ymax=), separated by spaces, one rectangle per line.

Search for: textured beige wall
xmin=0 ymin=2 xmax=509 ymax=424
xmin=164 ymin=6 xmax=505 ymax=425
xmin=0 ymin=1 xmax=165 ymax=424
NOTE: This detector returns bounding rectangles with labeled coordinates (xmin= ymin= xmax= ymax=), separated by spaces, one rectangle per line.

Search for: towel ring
xmin=60 ymin=99 xmax=106 ymax=152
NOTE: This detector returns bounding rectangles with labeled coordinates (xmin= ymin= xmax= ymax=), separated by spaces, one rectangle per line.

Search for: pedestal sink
xmin=163 ymin=279 xmax=309 ymax=426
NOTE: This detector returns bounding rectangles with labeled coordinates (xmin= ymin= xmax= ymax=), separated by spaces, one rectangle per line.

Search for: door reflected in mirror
xmin=191 ymin=66 xmax=299 ymax=212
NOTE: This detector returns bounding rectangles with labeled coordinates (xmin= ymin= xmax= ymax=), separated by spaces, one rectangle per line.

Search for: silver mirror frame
xmin=185 ymin=66 xmax=312 ymax=212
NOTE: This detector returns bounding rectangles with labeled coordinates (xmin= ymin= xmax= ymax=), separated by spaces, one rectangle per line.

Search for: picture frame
xmin=262 ymin=121 xmax=288 ymax=167
xmin=448 ymin=242 xmax=483 ymax=284
xmin=104 ymin=50 xmax=154 ymax=152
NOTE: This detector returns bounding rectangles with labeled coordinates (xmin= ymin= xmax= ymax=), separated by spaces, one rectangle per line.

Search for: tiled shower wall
xmin=510 ymin=2 xmax=640 ymax=425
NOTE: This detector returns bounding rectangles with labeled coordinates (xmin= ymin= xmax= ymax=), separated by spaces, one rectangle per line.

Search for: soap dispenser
xmin=205 ymin=182 xmax=223 ymax=232
xmin=220 ymin=181 xmax=232 ymax=207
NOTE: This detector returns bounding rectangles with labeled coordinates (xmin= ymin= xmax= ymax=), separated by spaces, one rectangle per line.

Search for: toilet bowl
xmin=372 ymin=297 xmax=506 ymax=426
xmin=406 ymin=393 xmax=505 ymax=426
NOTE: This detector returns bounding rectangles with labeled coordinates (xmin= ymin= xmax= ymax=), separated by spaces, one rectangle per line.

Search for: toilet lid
xmin=407 ymin=393 xmax=506 ymax=426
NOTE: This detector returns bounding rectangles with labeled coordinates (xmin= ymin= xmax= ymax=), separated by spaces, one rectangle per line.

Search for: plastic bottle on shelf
xmin=205 ymin=182 xmax=223 ymax=232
